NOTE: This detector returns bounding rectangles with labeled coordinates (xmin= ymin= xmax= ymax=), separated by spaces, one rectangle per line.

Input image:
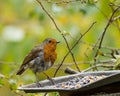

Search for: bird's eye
xmin=49 ymin=40 xmax=52 ymax=43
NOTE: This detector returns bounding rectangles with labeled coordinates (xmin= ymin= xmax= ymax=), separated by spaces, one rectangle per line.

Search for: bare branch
xmin=82 ymin=64 xmax=114 ymax=72
xmin=65 ymin=64 xmax=113 ymax=74
xmin=64 ymin=59 xmax=114 ymax=74
xmin=45 ymin=0 xmax=87 ymax=4
xmin=54 ymin=22 xmax=96 ymax=76
xmin=112 ymin=15 xmax=120 ymax=21
xmin=0 ymin=61 xmax=19 ymax=65
xmin=36 ymin=0 xmax=80 ymax=72
xmin=52 ymin=59 xmax=115 ymax=68
xmin=65 ymin=67 xmax=79 ymax=74
xmin=94 ymin=6 xmax=120 ymax=65
xmin=110 ymin=3 xmax=120 ymax=7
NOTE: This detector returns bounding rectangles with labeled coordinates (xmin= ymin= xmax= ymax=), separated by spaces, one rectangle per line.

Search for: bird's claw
xmin=48 ymin=78 xmax=55 ymax=85
xmin=36 ymin=82 xmax=42 ymax=87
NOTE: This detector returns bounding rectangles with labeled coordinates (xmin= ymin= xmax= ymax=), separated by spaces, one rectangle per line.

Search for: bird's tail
xmin=16 ymin=65 xmax=28 ymax=75
xmin=16 ymin=68 xmax=25 ymax=75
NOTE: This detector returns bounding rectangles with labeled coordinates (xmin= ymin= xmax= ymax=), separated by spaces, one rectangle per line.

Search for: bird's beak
xmin=57 ymin=41 xmax=60 ymax=44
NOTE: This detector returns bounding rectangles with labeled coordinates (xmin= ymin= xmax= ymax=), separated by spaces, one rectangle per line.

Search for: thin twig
xmin=81 ymin=40 xmax=120 ymax=59
xmin=110 ymin=4 xmax=120 ymax=32
xmin=0 ymin=61 xmax=19 ymax=65
xmin=36 ymin=0 xmax=80 ymax=72
xmin=94 ymin=6 xmax=120 ymax=65
xmin=82 ymin=64 xmax=114 ymax=72
xmin=95 ymin=4 xmax=120 ymax=32
xmin=45 ymin=0 xmax=86 ymax=4
xmin=64 ymin=62 xmax=114 ymax=74
xmin=65 ymin=67 xmax=79 ymax=74
xmin=52 ymin=59 xmax=115 ymax=68
xmin=80 ymin=40 xmax=120 ymax=51
xmin=112 ymin=15 xmax=120 ymax=21
xmin=54 ymin=22 xmax=96 ymax=76
xmin=110 ymin=3 xmax=120 ymax=7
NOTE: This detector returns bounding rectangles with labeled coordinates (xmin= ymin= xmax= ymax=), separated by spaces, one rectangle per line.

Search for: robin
xmin=16 ymin=38 xmax=59 ymax=86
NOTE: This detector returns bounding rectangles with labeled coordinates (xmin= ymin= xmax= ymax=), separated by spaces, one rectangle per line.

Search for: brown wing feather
xmin=23 ymin=47 xmax=41 ymax=65
xmin=16 ymin=46 xmax=42 ymax=75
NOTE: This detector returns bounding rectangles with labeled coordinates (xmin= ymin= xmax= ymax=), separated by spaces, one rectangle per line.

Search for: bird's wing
xmin=16 ymin=46 xmax=42 ymax=75
xmin=23 ymin=47 xmax=41 ymax=64
xmin=22 ymin=46 xmax=42 ymax=65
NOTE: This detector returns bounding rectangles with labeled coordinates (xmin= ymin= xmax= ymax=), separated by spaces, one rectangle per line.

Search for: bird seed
xmin=48 ymin=75 xmax=107 ymax=89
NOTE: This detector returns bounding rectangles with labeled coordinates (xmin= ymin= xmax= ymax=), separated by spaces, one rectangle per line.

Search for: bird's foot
xmin=48 ymin=77 xmax=55 ymax=85
xmin=36 ymin=82 xmax=42 ymax=87
xmin=42 ymin=72 xmax=55 ymax=85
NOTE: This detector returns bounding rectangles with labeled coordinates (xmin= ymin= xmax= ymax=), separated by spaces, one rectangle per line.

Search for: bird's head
xmin=43 ymin=38 xmax=60 ymax=52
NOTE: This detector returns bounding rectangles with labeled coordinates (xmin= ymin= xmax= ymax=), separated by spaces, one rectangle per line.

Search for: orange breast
xmin=44 ymin=44 xmax=57 ymax=64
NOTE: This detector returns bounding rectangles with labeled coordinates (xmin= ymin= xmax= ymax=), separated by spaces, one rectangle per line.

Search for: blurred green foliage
xmin=0 ymin=0 xmax=120 ymax=96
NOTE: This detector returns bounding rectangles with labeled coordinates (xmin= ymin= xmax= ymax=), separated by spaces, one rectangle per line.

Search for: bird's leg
xmin=43 ymin=72 xmax=55 ymax=85
xmin=35 ymin=72 xmax=42 ymax=87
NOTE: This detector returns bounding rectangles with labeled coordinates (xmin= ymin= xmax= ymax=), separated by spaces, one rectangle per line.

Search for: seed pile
xmin=51 ymin=75 xmax=107 ymax=89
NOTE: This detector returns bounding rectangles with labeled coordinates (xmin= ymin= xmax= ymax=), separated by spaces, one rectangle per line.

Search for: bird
xmin=16 ymin=38 xmax=59 ymax=86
